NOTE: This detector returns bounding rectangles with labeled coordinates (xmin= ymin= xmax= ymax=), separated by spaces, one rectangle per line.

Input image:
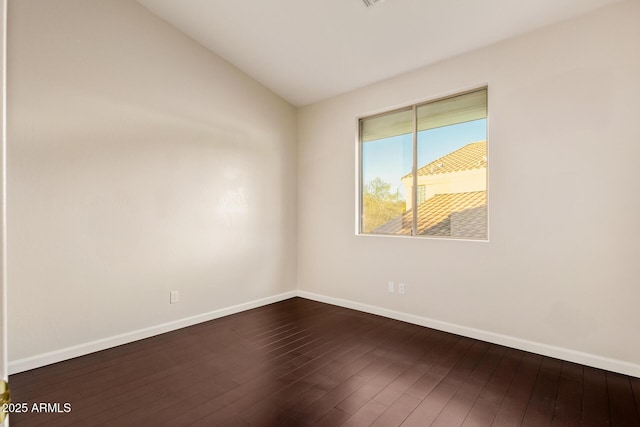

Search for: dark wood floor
xmin=8 ymin=297 xmax=640 ymax=426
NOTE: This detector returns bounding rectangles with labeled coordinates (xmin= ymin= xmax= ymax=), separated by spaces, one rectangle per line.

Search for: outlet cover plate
xmin=170 ymin=290 xmax=179 ymax=304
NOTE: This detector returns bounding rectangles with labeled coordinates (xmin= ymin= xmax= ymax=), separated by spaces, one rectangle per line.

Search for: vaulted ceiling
xmin=137 ymin=0 xmax=624 ymax=106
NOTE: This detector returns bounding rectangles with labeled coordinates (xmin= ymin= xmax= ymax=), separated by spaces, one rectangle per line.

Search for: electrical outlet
xmin=387 ymin=281 xmax=395 ymax=293
xmin=398 ymin=283 xmax=405 ymax=295
xmin=170 ymin=290 xmax=179 ymax=304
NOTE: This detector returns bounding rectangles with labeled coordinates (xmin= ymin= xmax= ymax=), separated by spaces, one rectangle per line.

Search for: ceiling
xmin=137 ymin=0 xmax=623 ymax=106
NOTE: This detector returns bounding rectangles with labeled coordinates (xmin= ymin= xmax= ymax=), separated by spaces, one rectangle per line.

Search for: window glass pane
xmin=361 ymin=109 xmax=413 ymax=235
xmin=415 ymin=90 xmax=487 ymax=239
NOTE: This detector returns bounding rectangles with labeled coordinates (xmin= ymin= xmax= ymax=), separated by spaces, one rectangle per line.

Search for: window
xmin=359 ymin=88 xmax=488 ymax=239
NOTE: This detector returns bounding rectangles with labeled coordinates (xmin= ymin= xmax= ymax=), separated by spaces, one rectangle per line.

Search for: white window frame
xmin=356 ymin=87 xmax=489 ymax=240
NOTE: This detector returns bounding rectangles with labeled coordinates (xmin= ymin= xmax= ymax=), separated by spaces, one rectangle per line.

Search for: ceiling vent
xmin=362 ymin=0 xmax=385 ymax=7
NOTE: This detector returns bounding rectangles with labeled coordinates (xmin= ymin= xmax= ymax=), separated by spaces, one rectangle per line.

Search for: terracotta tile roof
xmin=404 ymin=141 xmax=487 ymax=178
xmin=372 ymin=191 xmax=487 ymax=239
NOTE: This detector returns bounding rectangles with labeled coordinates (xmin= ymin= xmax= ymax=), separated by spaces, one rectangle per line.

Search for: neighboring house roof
xmin=373 ymin=140 xmax=488 ymax=238
xmin=403 ymin=141 xmax=487 ymax=179
xmin=372 ymin=191 xmax=487 ymax=239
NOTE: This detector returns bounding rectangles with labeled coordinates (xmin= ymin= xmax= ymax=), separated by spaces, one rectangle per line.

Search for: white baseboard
xmin=297 ymin=290 xmax=640 ymax=378
xmin=10 ymin=289 xmax=640 ymax=378
xmin=8 ymin=290 xmax=297 ymax=374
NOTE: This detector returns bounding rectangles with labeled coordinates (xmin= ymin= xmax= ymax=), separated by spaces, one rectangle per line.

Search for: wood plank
xmin=632 ymin=377 xmax=640 ymax=421
xmin=401 ymin=340 xmax=491 ymax=426
xmin=491 ymin=352 xmax=544 ymax=427
xmin=311 ymin=408 xmax=351 ymax=427
xmin=372 ymin=393 xmax=421 ymax=426
xmin=582 ymin=367 xmax=610 ymax=427
xmin=607 ymin=371 xmax=640 ymax=427
xmin=336 ymin=360 xmax=406 ymax=414
xmin=372 ymin=330 xmax=457 ymax=406
xmin=551 ymin=362 xmax=583 ymax=427
xmin=521 ymin=357 xmax=562 ymax=427
xmin=431 ymin=344 xmax=506 ymax=427
xmin=461 ymin=348 xmax=523 ymax=427
xmin=340 ymin=400 xmax=388 ymax=427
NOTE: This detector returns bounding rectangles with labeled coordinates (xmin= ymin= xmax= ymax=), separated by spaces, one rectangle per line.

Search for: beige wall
xmin=298 ymin=0 xmax=640 ymax=373
xmin=8 ymin=0 xmax=297 ymax=363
